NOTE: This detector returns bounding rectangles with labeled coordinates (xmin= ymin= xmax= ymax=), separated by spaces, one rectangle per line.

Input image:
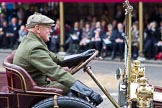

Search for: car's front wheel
xmin=32 ymin=96 xmax=96 ymax=108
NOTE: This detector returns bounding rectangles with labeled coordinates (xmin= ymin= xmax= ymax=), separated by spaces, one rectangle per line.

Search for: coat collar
xmin=27 ymin=31 xmax=47 ymax=48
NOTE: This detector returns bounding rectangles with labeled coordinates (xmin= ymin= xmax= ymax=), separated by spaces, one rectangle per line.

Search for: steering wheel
xmin=70 ymin=50 xmax=99 ymax=74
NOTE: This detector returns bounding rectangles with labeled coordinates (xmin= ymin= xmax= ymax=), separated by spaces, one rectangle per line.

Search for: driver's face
xmin=38 ymin=25 xmax=52 ymax=42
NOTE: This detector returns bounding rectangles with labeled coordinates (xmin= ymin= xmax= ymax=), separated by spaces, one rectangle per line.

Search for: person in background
xmin=1 ymin=2 xmax=9 ymax=23
xmin=49 ymin=19 xmax=60 ymax=53
xmin=0 ymin=20 xmax=8 ymax=48
xmin=91 ymin=16 xmax=97 ymax=30
xmin=91 ymin=21 xmax=105 ymax=59
xmin=66 ymin=21 xmax=82 ymax=54
xmin=132 ymin=21 xmax=140 ymax=60
xmin=6 ymin=17 xmax=19 ymax=49
xmin=143 ymin=21 xmax=160 ymax=59
xmin=102 ymin=24 xmax=113 ymax=58
xmin=110 ymin=22 xmax=125 ymax=61
xmin=101 ymin=20 xmax=107 ymax=32
xmin=114 ymin=4 xmax=125 ymax=23
xmin=154 ymin=20 xmax=162 ymax=60
xmin=79 ymin=22 xmax=92 ymax=52
xmin=0 ymin=27 xmax=3 ymax=48
xmin=13 ymin=12 xmax=103 ymax=105
xmin=18 ymin=25 xmax=27 ymax=45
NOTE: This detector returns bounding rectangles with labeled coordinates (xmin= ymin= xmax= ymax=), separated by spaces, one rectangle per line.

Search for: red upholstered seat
xmin=0 ymin=72 xmax=9 ymax=93
xmin=3 ymin=51 xmax=63 ymax=95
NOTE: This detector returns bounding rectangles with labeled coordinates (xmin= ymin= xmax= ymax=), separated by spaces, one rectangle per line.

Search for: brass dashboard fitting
xmin=136 ymin=77 xmax=154 ymax=108
xmin=131 ymin=60 xmax=145 ymax=83
xmin=130 ymin=60 xmax=141 ymax=82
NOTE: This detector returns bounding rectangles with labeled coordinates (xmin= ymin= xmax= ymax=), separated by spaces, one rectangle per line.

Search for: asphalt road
xmin=0 ymin=52 xmax=162 ymax=108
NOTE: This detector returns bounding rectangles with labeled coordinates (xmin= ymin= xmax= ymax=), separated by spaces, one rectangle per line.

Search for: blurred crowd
xmin=0 ymin=2 xmax=162 ymax=60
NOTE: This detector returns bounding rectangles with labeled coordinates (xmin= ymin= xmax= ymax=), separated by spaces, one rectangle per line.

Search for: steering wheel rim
xmin=70 ymin=50 xmax=99 ymax=74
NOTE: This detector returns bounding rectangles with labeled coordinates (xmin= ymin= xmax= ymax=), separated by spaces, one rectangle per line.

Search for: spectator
xmin=91 ymin=21 xmax=105 ymax=59
xmin=101 ymin=20 xmax=107 ymax=32
xmin=100 ymin=10 xmax=113 ymax=24
xmin=18 ymin=18 xmax=24 ymax=28
xmin=102 ymin=24 xmax=113 ymax=58
xmin=114 ymin=4 xmax=125 ymax=23
xmin=154 ymin=20 xmax=162 ymax=60
xmin=0 ymin=20 xmax=8 ymax=48
xmin=66 ymin=21 xmax=82 ymax=54
xmin=49 ymin=19 xmax=60 ymax=53
xmin=143 ymin=21 xmax=160 ymax=59
xmin=110 ymin=22 xmax=125 ymax=61
xmin=18 ymin=25 xmax=27 ymax=45
xmin=6 ymin=17 xmax=19 ymax=49
xmin=79 ymin=19 xmax=85 ymax=30
xmin=132 ymin=21 xmax=140 ymax=60
xmin=1 ymin=2 xmax=9 ymax=23
xmin=132 ymin=9 xmax=138 ymax=23
xmin=91 ymin=16 xmax=97 ymax=30
xmin=64 ymin=23 xmax=72 ymax=51
xmin=0 ymin=27 xmax=3 ymax=48
xmin=79 ymin=22 xmax=92 ymax=52
xmin=17 ymin=6 xmax=25 ymax=20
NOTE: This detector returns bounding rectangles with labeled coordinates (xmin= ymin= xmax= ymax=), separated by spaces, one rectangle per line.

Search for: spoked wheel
xmin=32 ymin=96 xmax=96 ymax=108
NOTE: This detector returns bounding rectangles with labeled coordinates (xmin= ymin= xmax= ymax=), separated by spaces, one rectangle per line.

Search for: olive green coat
xmin=13 ymin=32 xmax=76 ymax=92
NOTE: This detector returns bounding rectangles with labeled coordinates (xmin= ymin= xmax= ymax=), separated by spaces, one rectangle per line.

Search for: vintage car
xmin=0 ymin=50 xmax=162 ymax=108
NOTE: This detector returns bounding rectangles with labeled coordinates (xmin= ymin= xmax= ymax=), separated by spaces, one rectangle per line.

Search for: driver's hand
xmin=89 ymin=91 xmax=103 ymax=106
xmin=63 ymin=66 xmax=71 ymax=72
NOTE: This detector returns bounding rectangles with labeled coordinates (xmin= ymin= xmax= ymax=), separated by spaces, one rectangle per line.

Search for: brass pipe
xmin=127 ymin=12 xmax=132 ymax=107
xmin=84 ymin=66 xmax=120 ymax=108
xmin=123 ymin=0 xmax=133 ymax=107
xmin=124 ymin=8 xmax=129 ymax=77
xmin=59 ymin=2 xmax=65 ymax=52
xmin=139 ymin=1 xmax=144 ymax=57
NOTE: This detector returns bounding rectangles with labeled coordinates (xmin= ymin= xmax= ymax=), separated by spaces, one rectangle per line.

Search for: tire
xmin=32 ymin=96 xmax=96 ymax=108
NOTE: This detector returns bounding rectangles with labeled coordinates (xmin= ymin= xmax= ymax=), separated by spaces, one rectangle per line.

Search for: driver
xmin=13 ymin=12 xmax=103 ymax=106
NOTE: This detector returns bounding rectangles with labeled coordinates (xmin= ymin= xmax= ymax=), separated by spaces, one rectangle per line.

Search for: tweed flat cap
xmin=26 ymin=12 xmax=55 ymax=28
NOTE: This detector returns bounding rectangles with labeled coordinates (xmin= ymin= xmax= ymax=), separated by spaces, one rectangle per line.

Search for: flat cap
xmin=26 ymin=12 xmax=55 ymax=29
